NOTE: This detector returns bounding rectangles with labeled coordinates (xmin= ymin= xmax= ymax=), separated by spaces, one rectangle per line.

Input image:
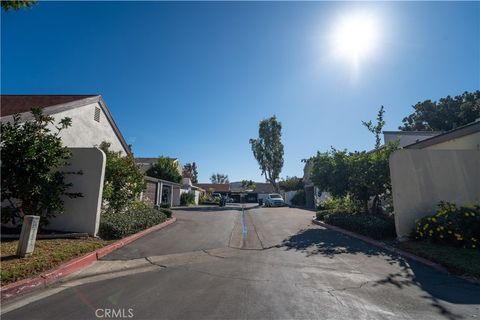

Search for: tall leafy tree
xmin=1 ymin=108 xmax=81 ymax=226
xmin=241 ymin=180 xmax=256 ymax=191
xmin=146 ymin=157 xmax=183 ymax=183
xmin=249 ymin=116 xmax=284 ymax=192
xmin=182 ymin=162 xmax=198 ymax=183
xmin=210 ymin=173 xmax=229 ymax=184
xmin=99 ymin=142 xmax=146 ymax=214
xmin=400 ymin=90 xmax=480 ymax=131
xmin=279 ymin=176 xmax=304 ymax=192
xmin=310 ymin=106 xmax=398 ymax=214
xmin=1 ymin=0 xmax=37 ymax=11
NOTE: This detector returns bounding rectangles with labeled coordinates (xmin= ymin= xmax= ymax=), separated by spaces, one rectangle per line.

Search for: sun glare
xmin=332 ymin=13 xmax=379 ymax=66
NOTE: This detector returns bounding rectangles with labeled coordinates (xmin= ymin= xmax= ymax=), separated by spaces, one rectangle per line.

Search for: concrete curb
xmin=312 ymin=219 xmax=449 ymax=274
xmin=0 ymin=217 xmax=177 ymax=300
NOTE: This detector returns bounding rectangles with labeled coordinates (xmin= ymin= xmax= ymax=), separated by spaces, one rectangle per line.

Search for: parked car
xmin=212 ymin=193 xmax=222 ymax=200
xmin=264 ymin=193 xmax=285 ymax=207
xmin=226 ymin=197 xmax=234 ymax=203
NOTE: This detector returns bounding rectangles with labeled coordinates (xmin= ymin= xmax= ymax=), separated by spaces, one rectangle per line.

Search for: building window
xmin=94 ymin=107 xmax=101 ymax=122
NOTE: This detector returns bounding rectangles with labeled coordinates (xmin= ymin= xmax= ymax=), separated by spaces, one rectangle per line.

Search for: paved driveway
xmin=3 ymin=206 xmax=480 ymax=320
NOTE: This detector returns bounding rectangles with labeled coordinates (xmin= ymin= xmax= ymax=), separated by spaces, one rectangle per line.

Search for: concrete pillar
xmin=17 ymin=215 xmax=40 ymax=257
xmin=170 ymin=186 xmax=174 ymax=207
xmin=155 ymin=182 xmax=161 ymax=206
xmin=159 ymin=182 xmax=163 ymax=205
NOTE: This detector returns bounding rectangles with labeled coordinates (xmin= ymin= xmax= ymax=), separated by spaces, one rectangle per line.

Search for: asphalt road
xmin=3 ymin=205 xmax=480 ymax=320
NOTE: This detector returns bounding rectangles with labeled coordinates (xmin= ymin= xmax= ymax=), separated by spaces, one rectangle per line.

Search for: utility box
xmin=16 ymin=215 xmax=40 ymax=257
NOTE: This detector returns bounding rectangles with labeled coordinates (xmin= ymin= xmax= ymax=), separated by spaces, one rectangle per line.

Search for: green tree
xmin=400 ymin=90 xmax=480 ymax=131
xmin=99 ymin=142 xmax=145 ymax=214
xmin=310 ymin=106 xmax=398 ymax=214
xmin=1 ymin=0 xmax=37 ymax=11
xmin=210 ymin=173 xmax=229 ymax=184
xmin=362 ymin=105 xmax=385 ymax=149
xmin=279 ymin=176 xmax=304 ymax=192
xmin=250 ymin=116 xmax=284 ymax=192
xmin=1 ymin=108 xmax=81 ymax=226
xmin=241 ymin=180 xmax=256 ymax=191
xmin=310 ymin=149 xmax=351 ymax=200
xmin=146 ymin=156 xmax=182 ymax=183
xmin=182 ymin=162 xmax=198 ymax=183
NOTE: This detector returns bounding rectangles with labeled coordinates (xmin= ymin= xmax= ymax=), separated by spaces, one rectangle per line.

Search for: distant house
xmin=0 ymin=94 xmax=132 ymax=236
xmin=0 ymin=95 xmax=131 ymax=155
xmin=194 ymin=183 xmax=230 ymax=196
xmin=180 ymin=178 xmax=204 ymax=205
xmin=194 ymin=182 xmax=275 ymax=203
xmin=134 ymin=158 xmax=184 ymax=207
xmin=135 ymin=157 xmax=182 ymax=175
xmin=383 ymin=131 xmax=441 ymax=148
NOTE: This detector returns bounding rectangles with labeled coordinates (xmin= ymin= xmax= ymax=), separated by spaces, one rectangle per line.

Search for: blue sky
xmin=2 ymin=1 xmax=479 ymax=183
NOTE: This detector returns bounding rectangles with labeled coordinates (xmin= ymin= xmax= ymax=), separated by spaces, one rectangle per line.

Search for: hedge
xmin=316 ymin=210 xmax=396 ymax=240
xmin=99 ymin=206 xmax=170 ymax=240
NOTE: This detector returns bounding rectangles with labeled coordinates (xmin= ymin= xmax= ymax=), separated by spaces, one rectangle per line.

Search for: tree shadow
xmin=281 ymin=227 xmax=480 ymax=320
xmin=172 ymin=205 xmax=242 ymax=212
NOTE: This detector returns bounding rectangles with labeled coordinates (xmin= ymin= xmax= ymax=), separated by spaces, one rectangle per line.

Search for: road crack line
xmin=144 ymin=257 xmax=167 ymax=268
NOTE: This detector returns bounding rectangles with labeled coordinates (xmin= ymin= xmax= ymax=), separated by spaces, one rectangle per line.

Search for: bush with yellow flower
xmin=414 ymin=202 xmax=479 ymax=249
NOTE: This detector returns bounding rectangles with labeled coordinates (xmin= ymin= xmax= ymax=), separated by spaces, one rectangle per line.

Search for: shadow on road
xmin=173 ymin=203 xmax=261 ymax=212
xmin=281 ymin=227 xmax=480 ymax=320
xmin=172 ymin=205 xmax=242 ymax=212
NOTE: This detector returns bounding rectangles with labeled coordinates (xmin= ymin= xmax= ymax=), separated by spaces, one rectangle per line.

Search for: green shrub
xmin=316 ymin=211 xmax=396 ymax=240
xmin=160 ymin=203 xmax=171 ymax=209
xmin=199 ymin=194 xmax=219 ymax=205
xmin=290 ymin=189 xmax=306 ymax=206
xmin=99 ymin=203 xmax=168 ymax=240
xmin=415 ymin=202 xmax=479 ymax=249
xmin=180 ymin=192 xmax=196 ymax=206
xmin=100 ymin=142 xmax=146 ymax=214
xmin=317 ymin=196 xmax=358 ymax=214
xmin=159 ymin=208 xmax=172 ymax=218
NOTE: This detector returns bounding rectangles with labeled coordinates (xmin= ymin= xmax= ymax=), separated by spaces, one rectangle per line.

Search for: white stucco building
xmin=0 ymin=95 xmax=131 ymax=155
xmin=1 ymin=95 xmax=132 ymax=236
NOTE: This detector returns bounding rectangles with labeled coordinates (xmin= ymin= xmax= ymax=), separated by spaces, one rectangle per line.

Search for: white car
xmin=264 ymin=193 xmax=285 ymax=207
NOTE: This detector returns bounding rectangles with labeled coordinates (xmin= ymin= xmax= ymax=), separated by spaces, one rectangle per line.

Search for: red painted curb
xmin=1 ymin=217 xmax=177 ymax=300
xmin=42 ymin=252 xmax=98 ymax=285
xmin=312 ymin=219 xmax=448 ymax=274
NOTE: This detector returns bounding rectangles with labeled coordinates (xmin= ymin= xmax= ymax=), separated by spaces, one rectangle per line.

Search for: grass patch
xmin=398 ymin=240 xmax=480 ymax=279
xmin=1 ymin=238 xmax=109 ymax=285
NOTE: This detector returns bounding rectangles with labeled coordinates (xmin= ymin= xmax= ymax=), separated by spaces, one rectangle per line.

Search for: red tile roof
xmin=0 ymin=95 xmax=97 ymax=117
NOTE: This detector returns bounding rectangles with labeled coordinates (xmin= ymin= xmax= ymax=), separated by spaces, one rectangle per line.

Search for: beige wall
xmin=46 ymin=148 xmax=106 ymax=236
xmin=424 ymin=131 xmax=480 ymax=150
xmin=50 ymin=102 xmax=127 ymax=154
xmin=390 ymin=149 xmax=480 ymax=238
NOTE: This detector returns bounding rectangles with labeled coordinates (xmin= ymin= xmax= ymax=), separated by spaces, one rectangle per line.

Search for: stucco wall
xmin=424 ymin=131 xmax=480 ymax=150
xmin=46 ymin=148 xmax=106 ymax=236
xmin=49 ymin=102 xmax=127 ymax=154
xmin=390 ymin=149 xmax=480 ymax=238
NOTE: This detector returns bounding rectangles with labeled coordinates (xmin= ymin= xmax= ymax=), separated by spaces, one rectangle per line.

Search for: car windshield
xmin=270 ymin=194 xmax=282 ymax=199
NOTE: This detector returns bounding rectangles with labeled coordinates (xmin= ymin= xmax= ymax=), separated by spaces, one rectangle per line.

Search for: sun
xmin=332 ymin=13 xmax=379 ymax=65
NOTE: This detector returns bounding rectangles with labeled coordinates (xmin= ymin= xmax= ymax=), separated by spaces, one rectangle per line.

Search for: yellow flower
xmin=432 ymin=217 xmax=437 ymax=222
